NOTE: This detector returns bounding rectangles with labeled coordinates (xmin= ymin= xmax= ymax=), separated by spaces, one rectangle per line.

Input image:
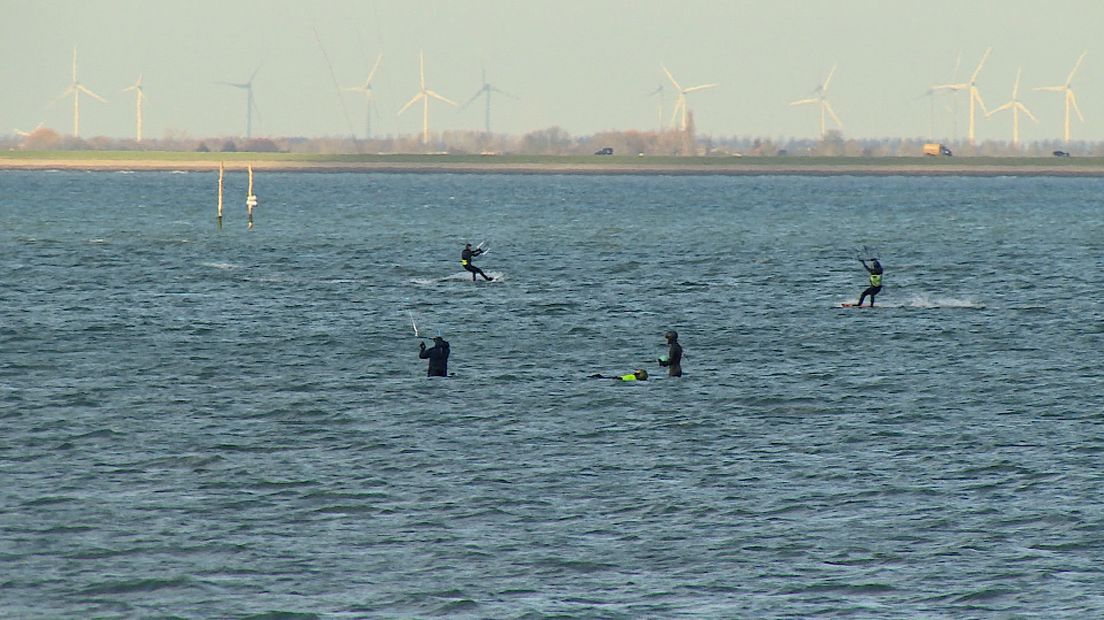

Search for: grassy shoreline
xmin=3 ymin=151 xmax=1104 ymax=176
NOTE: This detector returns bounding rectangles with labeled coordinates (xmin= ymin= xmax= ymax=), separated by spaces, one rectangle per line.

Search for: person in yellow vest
xmin=460 ymin=243 xmax=493 ymax=281
xmin=857 ymin=258 xmax=884 ymax=307
xmin=589 ymin=369 xmax=648 ymax=381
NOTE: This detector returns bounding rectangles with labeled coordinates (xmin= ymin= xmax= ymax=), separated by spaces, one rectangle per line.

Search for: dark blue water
xmin=2 ymin=170 xmax=1103 ymax=618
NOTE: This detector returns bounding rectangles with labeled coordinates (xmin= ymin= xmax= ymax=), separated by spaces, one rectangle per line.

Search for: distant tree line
xmin=3 ymin=125 xmax=1102 ymax=157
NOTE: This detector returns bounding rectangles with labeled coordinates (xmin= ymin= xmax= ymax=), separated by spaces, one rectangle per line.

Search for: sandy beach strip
xmin=2 ymin=156 xmax=1103 ymax=176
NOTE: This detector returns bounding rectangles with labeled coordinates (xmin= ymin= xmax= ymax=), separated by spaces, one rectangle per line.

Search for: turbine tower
xmin=987 ymin=68 xmax=1037 ymax=147
xmin=56 ymin=48 xmax=106 ymax=138
xmin=645 ymin=84 xmax=665 ymax=132
xmin=460 ymin=67 xmax=516 ymax=134
xmin=344 ymin=53 xmax=383 ymax=139
xmin=1034 ymin=50 xmax=1087 ymax=145
xmin=398 ymin=51 xmax=457 ymax=145
xmin=933 ymin=48 xmax=991 ymax=145
xmin=122 ymin=74 xmax=147 ymax=142
xmin=790 ymin=64 xmax=843 ymax=137
xmin=220 ymin=67 xmax=260 ymax=138
xmin=661 ymin=64 xmax=717 ymax=131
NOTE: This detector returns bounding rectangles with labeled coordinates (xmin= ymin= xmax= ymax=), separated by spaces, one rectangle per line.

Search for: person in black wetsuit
xmin=658 ymin=330 xmax=683 ymax=377
xmin=418 ymin=336 xmax=450 ymax=377
xmin=857 ymin=258 xmax=884 ymax=307
xmin=460 ymin=243 xmax=493 ymax=281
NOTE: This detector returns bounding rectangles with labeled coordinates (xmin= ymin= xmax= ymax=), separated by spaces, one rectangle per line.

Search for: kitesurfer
xmin=419 ymin=335 xmax=450 ymax=377
xmin=857 ymin=258 xmax=884 ymax=307
xmin=658 ymin=330 xmax=683 ymax=377
xmin=461 ymin=243 xmax=493 ymax=282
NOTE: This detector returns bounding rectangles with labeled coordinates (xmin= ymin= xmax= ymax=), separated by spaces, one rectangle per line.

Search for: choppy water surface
xmin=2 ymin=170 xmax=1103 ymax=618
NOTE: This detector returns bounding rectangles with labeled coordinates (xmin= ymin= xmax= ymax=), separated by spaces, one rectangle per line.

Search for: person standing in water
xmin=460 ymin=243 xmax=493 ymax=282
xmin=857 ymin=258 xmax=884 ymax=307
xmin=658 ymin=330 xmax=683 ymax=377
xmin=418 ymin=335 xmax=450 ymax=377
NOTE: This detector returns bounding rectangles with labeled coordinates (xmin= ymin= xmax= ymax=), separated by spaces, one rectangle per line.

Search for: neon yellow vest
xmin=460 ymin=259 xmax=469 ymax=266
xmin=619 ymin=374 xmax=637 ymax=382
xmin=869 ymin=273 xmax=882 ymax=287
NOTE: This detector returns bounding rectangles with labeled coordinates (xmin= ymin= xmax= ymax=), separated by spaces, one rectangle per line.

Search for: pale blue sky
xmin=3 ymin=0 xmax=1101 ymax=143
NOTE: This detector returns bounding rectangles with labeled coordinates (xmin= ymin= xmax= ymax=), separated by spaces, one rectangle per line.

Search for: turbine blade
xmin=970 ymin=47 xmax=992 ymax=82
xmin=790 ymin=98 xmax=817 ymax=106
xmin=398 ymin=92 xmax=423 ymax=115
xmin=1012 ymin=67 xmax=1022 ymax=98
xmin=491 ymin=86 xmax=517 ymax=99
xmin=366 ymin=53 xmax=383 ymax=83
xmin=824 ymin=100 xmax=843 ymax=128
xmin=822 ymin=64 xmax=837 ymax=92
xmin=460 ymin=89 xmax=483 ymax=110
xmin=78 ymin=85 xmax=107 ymax=103
xmin=987 ymin=101 xmax=1012 ymax=117
xmin=973 ymin=89 xmax=988 ymax=116
xmin=1017 ymin=103 xmax=1038 ymax=123
xmin=51 ymin=87 xmax=75 ymax=106
xmin=1069 ymin=91 xmax=1085 ymax=122
xmin=1034 ymin=85 xmax=1064 ymax=92
xmin=426 ymin=90 xmax=457 ymax=106
xmin=660 ymin=64 xmax=682 ymax=92
xmin=419 ymin=51 xmax=425 ymax=90
xmin=931 ymin=83 xmax=967 ymax=91
xmin=1066 ymin=49 xmax=1087 ymax=85
xmin=669 ymin=97 xmax=684 ymax=127
xmin=683 ymin=83 xmax=718 ymax=94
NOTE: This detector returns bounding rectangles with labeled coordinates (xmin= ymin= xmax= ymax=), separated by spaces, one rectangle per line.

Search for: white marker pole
xmin=246 ymin=164 xmax=258 ymax=230
xmin=217 ymin=162 xmax=224 ymax=230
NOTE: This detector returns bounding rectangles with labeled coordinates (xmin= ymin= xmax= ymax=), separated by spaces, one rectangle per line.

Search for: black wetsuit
xmin=660 ymin=340 xmax=683 ymax=377
xmin=858 ymin=260 xmax=884 ymax=307
xmin=461 ymin=247 xmax=492 ymax=281
xmin=419 ymin=339 xmax=450 ymax=377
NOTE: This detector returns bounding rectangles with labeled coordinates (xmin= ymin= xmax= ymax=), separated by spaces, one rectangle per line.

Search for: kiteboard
xmin=840 ymin=303 xmax=877 ymax=308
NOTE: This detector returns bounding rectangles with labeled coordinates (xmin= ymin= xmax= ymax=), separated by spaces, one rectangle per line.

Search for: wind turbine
xmin=933 ymin=47 xmax=991 ymax=144
xmin=55 ymin=48 xmax=106 ymax=138
xmin=661 ymin=64 xmax=717 ymax=131
xmin=645 ymin=84 xmax=665 ymax=132
xmin=790 ymin=64 xmax=843 ymax=137
xmin=398 ymin=51 xmax=457 ymax=145
xmin=460 ymin=67 xmax=516 ymax=134
xmin=122 ymin=74 xmax=147 ymax=142
xmin=1034 ymin=50 xmax=1087 ymax=145
xmin=220 ymin=67 xmax=260 ymax=138
xmin=14 ymin=121 xmax=45 ymax=137
xmin=922 ymin=53 xmax=962 ymax=140
xmin=344 ymin=53 xmax=383 ymax=139
xmin=987 ymin=68 xmax=1037 ymax=147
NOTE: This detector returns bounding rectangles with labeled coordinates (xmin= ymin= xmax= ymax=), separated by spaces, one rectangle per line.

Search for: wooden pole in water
xmin=246 ymin=164 xmax=257 ymax=230
xmin=217 ymin=162 xmax=224 ymax=230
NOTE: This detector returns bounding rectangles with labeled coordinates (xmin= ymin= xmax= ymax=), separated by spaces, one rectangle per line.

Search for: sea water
xmin=2 ymin=170 xmax=1103 ymax=618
